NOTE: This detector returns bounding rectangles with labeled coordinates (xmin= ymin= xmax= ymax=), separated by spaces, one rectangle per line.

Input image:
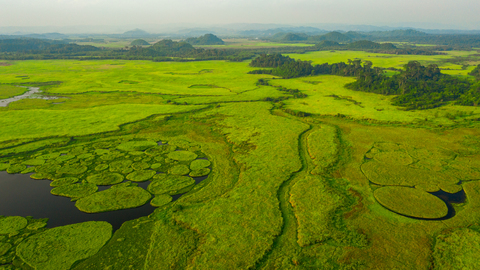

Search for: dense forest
xmin=249 ymin=54 xmax=480 ymax=109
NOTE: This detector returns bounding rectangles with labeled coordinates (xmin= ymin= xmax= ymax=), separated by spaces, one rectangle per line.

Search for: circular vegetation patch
xmin=116 ymin=141 xmax=157 ymax=152
xmin=22 ymin=159 xmax=45 ymax=166
xmin=190 ymin=168 xmax=211 ymax=177
xmin=7 ymin=164 xmax=27 ymax=174
xmin=56 ymin=164 xmax=88 ymax=175
xmin=109 ymin=159 xmax=133 ymax=172
xmin=374 ymin=186 xmax=448 ymax=219
xmin=132 ymin=162 xmax=150 ymax=171
xmin=0 ymin=216 xmax=28 ymax=234
xmin=50 ymin=177 xmax=80 ymax=187
xmin=169 ymin=164 xmax=190 ymax=175
xmin=51 ymin=183 xmax=98 ymax=198
xmin=87 ymin=172 xmax=124 ymax=185
xmin=167 ymin=151 xmax=197 ymax=161
xmin=190 ymin=159 xmax=211 ymax=170
xmin=126 ymin=170 xmax=156 ymax=182
xmin=151 ymin=194 xmax=172 ymax=207
xmin=0 ymin=163 xmax=9 ymax=171
xmin=76 ymin=186 xmax=152 ymax=213
xmin=95 ymin=164 xmax=109 ymax=171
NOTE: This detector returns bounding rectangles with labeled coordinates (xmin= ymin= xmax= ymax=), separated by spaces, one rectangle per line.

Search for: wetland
xmin=1 ymin=37 xmax=480 ymax=269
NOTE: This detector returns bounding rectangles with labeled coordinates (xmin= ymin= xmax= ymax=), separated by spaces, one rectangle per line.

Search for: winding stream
xmin=0 ymin=87 xmax=60 ymax=107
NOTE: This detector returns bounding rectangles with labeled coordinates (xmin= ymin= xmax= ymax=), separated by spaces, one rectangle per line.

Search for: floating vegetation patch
xmin=190 ymin=159 xmax=210 ymax=170
xmin=87 ymin=172 xmax=124 ymax=185
xmin=374 ymin=186 xmax=448 ymax=219
xmin=150 ymin=194 xmax=172 ymax=207
xmin=0 ymin=163 xmax=9 ymax=171
xmin=76 ymin=184 xmax=152 ymax=213
xmin=167 ymin=150 xmax=197 ymax=161
xmin=132 ymin=161 xmax=150 ymax=171
xmin=22 ymin=158 xmax=45 ymax=166
xmin=126 ymin=170 xmax=156 ymax=182
xmin=50 ymin=177 xmax=80 ymax=187
xmin=147 ymin=175 xmax=195 ymax=195
xmin=189 ymin=168 xmax=210 ymax=177
xmin=169 ymin=164 xmax=190 ymax=175
xmin=116 ymin=140 xmax=157 ymax=152
xmin=109 ymin=159 xmax=133 ymax=172
xmin=0 ymin=216 xmax=28 ymax=234
xmin=51 ymin=183 xmax=98 ymax=198
xmin=6 ymin=164 xmax=26 ymax=174
xmin=16 ymin=221 xmax=112 ymax=270
xmin=0 ymin=216 xmax=48 ymax=268
xmin=0 ymin=134 xmax=212 ymax=220
xmin=432 ymin=228 xmax=480 ymax=270
xmin=95 ymin=164 xmax=109 ymax=171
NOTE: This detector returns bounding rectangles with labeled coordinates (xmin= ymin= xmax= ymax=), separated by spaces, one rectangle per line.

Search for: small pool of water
xmin=0 ymin=171 xmax=207 ymax=231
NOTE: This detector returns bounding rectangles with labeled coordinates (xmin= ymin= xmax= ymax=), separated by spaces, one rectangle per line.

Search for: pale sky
xmin=0 ymin=0 xmax=479 ymax=30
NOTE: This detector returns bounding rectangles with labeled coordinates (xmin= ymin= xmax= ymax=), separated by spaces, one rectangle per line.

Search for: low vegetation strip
xmin=0 ymin=104 xmax=206 ymax=142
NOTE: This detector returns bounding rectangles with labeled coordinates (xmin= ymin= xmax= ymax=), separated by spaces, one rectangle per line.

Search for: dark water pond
xmin=431 ymin=189 xmax=466 ymax=220
xmin=0 ymin=171 xmax=207 ymax=231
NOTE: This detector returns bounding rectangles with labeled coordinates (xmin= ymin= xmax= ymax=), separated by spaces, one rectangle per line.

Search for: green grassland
xmin=1 ymin=48 xmax=480 ymax=269
xmin=0 ymin=60 xmax=277 ymax=96
xmin=287 ymin=50 xmax=479 ymax=76
xmin=274 ymin=75 xmax=480 ymax=125
xmin=0 ymin=85 xmax=28 ymax=99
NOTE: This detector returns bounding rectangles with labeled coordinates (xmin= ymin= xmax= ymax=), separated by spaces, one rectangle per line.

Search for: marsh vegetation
xmin=1 ymin=36 xmax=480 ymax=269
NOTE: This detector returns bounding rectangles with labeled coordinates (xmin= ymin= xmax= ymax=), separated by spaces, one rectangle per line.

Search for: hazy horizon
xmin=0 ymin=0 xmax=479 ymax=32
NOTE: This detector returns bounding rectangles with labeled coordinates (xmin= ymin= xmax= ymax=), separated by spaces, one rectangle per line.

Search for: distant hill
xmin=131 ymin=39 xmax=150 ymax=46
xmin=122 ymin=29 xmax=150 ymax=38
xmin=185 ymin=34 xmax=224 ymax=45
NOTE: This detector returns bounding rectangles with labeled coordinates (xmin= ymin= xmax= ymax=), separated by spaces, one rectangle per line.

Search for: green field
xmin=1 ymin=48 xmax=480 ymax=269
xmin=0 ymin=85 xmax=28 ymax=99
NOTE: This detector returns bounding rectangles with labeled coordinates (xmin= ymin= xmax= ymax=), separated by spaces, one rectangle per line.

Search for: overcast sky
xmin=0 ymin=0 xmax=479 ymax=30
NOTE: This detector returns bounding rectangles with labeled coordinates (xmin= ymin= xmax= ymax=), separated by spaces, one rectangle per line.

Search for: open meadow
xmin=1 ymin=47 xmax=480 ymax=269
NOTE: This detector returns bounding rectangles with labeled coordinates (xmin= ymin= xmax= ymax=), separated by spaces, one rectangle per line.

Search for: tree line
xmin=249 ymin=54 xmax=480 ymax=110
